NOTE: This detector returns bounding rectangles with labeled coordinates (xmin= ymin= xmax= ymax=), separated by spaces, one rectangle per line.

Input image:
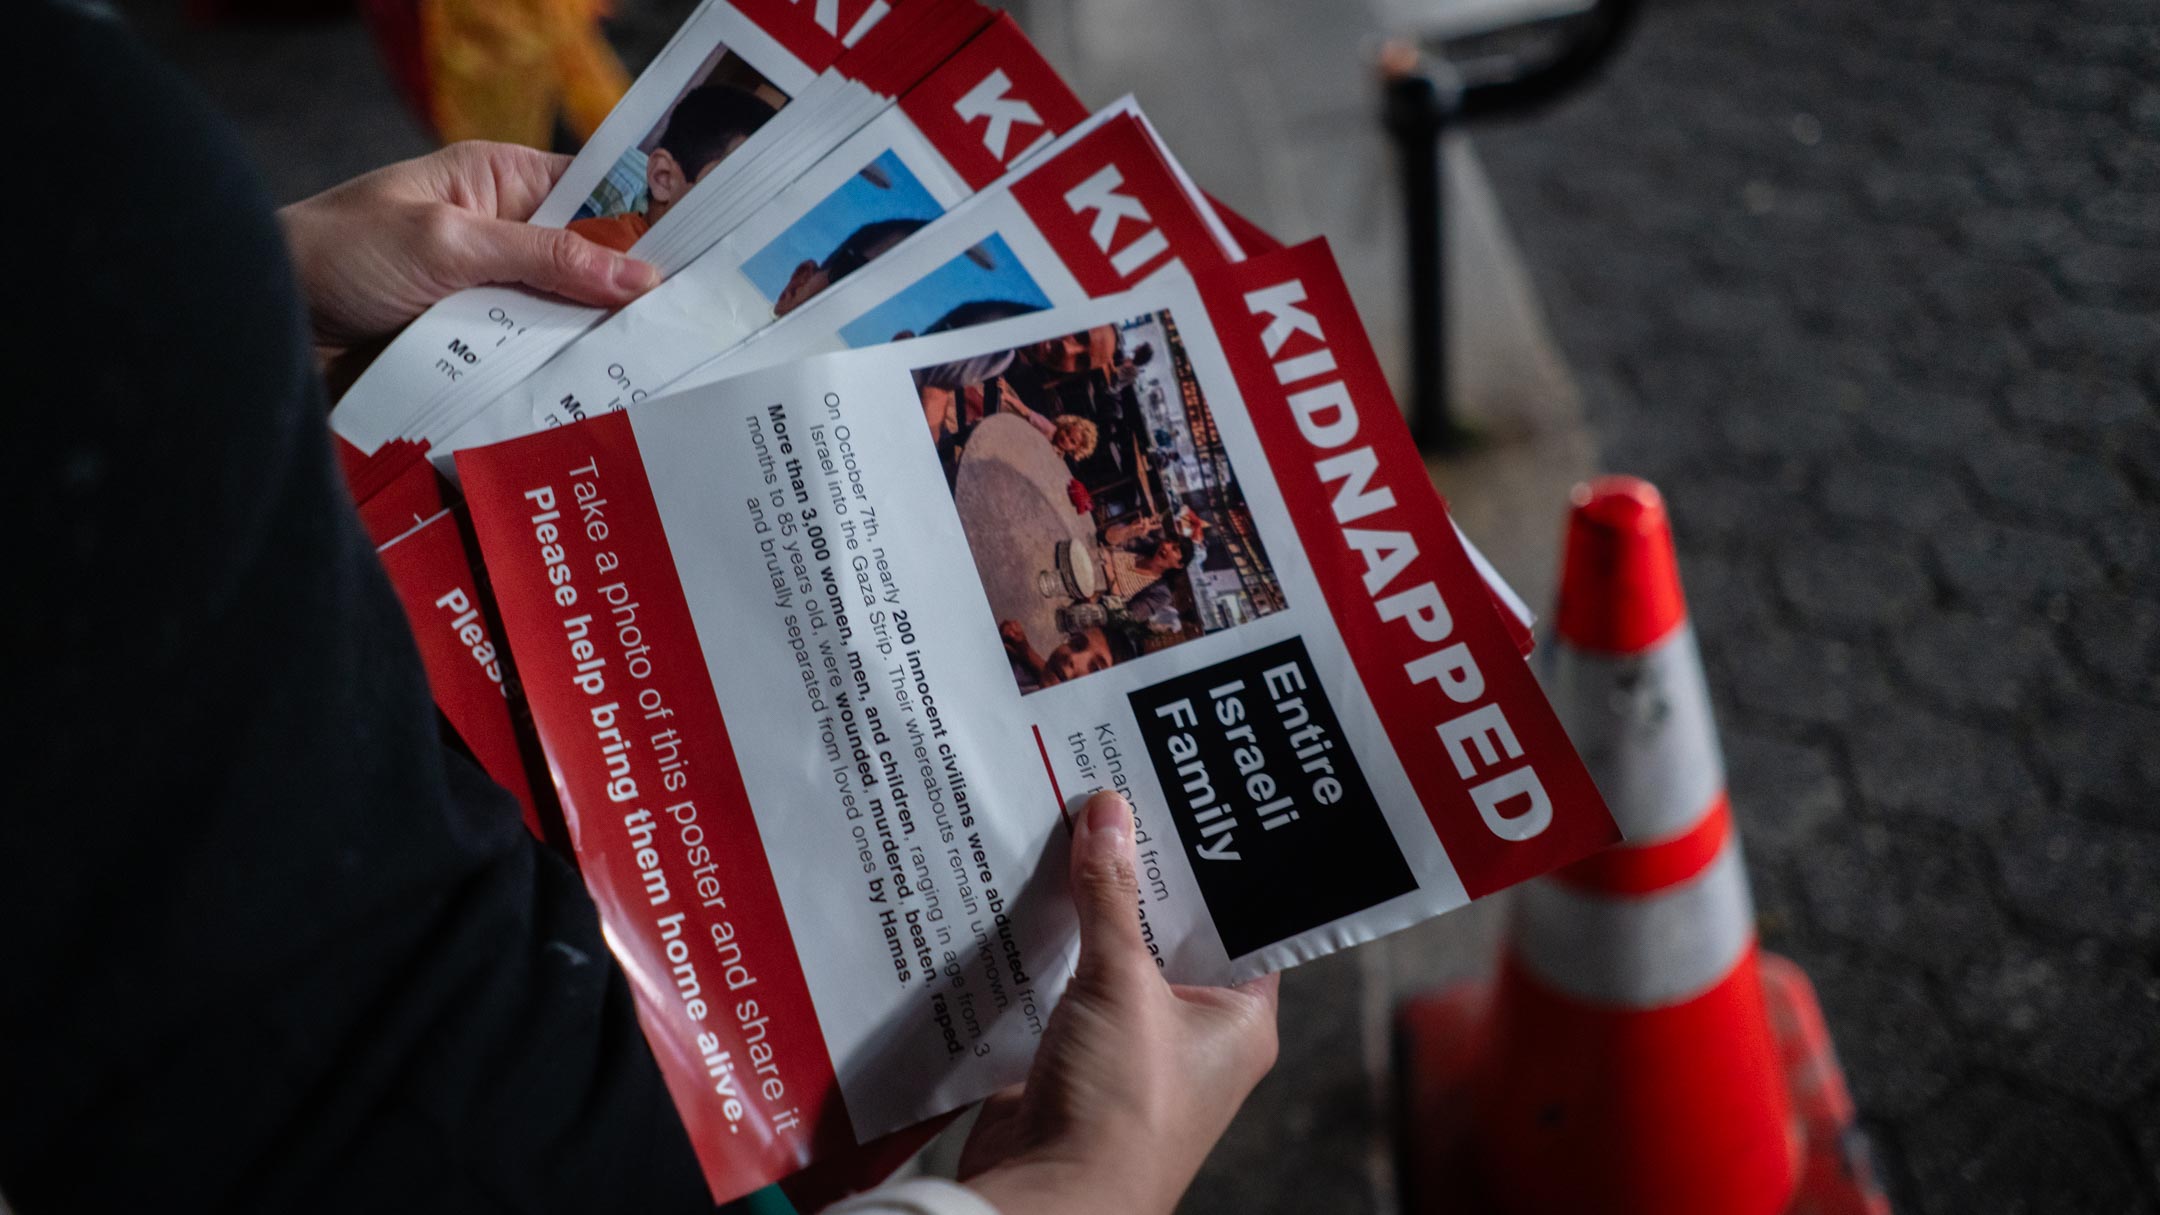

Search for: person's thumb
xmin=1068 ymin=791 xmax=1152 ymax=989
xmin=448 ymin=213 xmax=659 ymax=307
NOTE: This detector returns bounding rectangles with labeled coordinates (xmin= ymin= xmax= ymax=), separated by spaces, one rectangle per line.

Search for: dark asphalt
xmin=1475 ymin=1 xmax=2160 ymax=1209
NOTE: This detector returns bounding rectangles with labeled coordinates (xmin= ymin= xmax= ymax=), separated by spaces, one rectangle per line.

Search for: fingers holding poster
xmin=913 ymin=308 xmax=1288 ymax=696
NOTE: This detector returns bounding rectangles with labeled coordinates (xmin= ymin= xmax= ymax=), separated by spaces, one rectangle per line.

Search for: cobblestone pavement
xmin=1472 ymin=1 xmax=2160 ymax=1209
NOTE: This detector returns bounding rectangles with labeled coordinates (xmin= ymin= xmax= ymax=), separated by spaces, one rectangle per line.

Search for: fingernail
xmin=612 ymin=258 xmax=660 ymax=293
xmin=1083 ymin=791 xmax=1130 ymax=845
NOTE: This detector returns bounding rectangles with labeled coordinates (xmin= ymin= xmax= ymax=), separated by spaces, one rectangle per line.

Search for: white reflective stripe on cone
xmin=1537 ymin=622 xmax=1724 ymax=845
xmin=1513 ymin=836 xmax=1756 ymax=1009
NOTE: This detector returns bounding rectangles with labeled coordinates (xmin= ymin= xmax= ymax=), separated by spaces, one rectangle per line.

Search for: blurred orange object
xmin=362 ymin=0 xmax=630 ymax=147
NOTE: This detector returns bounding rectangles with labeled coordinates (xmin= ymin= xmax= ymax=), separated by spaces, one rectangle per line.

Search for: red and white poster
xmin=455 ymin=240 xmax=1615 ymax=1203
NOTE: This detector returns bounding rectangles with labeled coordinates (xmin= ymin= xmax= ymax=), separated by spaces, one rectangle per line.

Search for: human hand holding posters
xmin=330 ymin=0 xmax=985 ymax=454
xmin=426 ymin=14 xmax=1093 ymax=462
xmin=453 ymin=241 xmax=1617 ymax=1202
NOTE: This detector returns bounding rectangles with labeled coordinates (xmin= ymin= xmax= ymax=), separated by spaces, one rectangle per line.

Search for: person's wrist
xmin=274 ymin=198 xmax=328 ymax=275
xmin=965 ymin=1151 xmax=1169 ymax=1215
xmin=965 ymin=1104 xmax=1188 ymax=1215
xmin=273 ymin=199 xmax=342 ymax=357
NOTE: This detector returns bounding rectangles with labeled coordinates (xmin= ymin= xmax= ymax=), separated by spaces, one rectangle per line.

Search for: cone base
xmin=1395 ymin=952 xmax=1888 ymax=1215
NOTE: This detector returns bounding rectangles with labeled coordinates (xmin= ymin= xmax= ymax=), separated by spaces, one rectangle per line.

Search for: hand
xmin=277 ymin=141 xmax=661 ymax=357
xmin=957 ymin=792 xmax=1280 ymax=1215
xmin=998 ymin=621 xmax=1031 ymax=651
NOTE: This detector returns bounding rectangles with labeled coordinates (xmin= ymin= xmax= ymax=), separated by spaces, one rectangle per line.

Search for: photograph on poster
xmin=566 ymin=45 xmax=789 ymax=251
xmin=913 ymin=308 xmax=1287 ymax=694
xmin=741 ymin=149 xmax=944 ymax=319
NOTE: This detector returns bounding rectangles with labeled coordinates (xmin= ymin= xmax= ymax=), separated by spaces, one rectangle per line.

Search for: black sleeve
xmin=0 ymin=5 xmax=715 ymax=1209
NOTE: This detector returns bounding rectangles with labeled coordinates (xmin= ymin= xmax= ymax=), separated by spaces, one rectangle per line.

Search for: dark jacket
xmin=2 ymin=4 xmax=712 ymax=1209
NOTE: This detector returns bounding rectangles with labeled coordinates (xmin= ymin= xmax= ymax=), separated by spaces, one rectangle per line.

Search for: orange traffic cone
xmin=1395 ymin=476 xmax=1887 ymax=1215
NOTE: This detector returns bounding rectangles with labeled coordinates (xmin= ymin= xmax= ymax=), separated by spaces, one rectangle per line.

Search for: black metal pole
xmin=1378 ymin=0 xmax=1639 ymax=455
xmin=1454 ymin=0 xmax=1642 ymax=123
xmin=1384 ymin=60 xmax=1472 ymax=454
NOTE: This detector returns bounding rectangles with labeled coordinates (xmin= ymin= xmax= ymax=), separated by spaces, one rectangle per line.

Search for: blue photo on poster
xmin=741 ymin=150 xmax=945 ymax=319
xmin=837 ymin=234 xmax=1055 ymax=347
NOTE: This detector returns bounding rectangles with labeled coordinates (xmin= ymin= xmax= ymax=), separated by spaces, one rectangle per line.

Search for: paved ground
xmin=120 ymin=0 xmax=2160 ymax=1211
xmin=1472 ymin=0 xmax=2160 ymax=1210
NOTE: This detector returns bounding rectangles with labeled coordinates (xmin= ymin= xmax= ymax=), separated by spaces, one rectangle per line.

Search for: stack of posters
xmin=329 ymin=1 xmax=1617 ymax=1205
